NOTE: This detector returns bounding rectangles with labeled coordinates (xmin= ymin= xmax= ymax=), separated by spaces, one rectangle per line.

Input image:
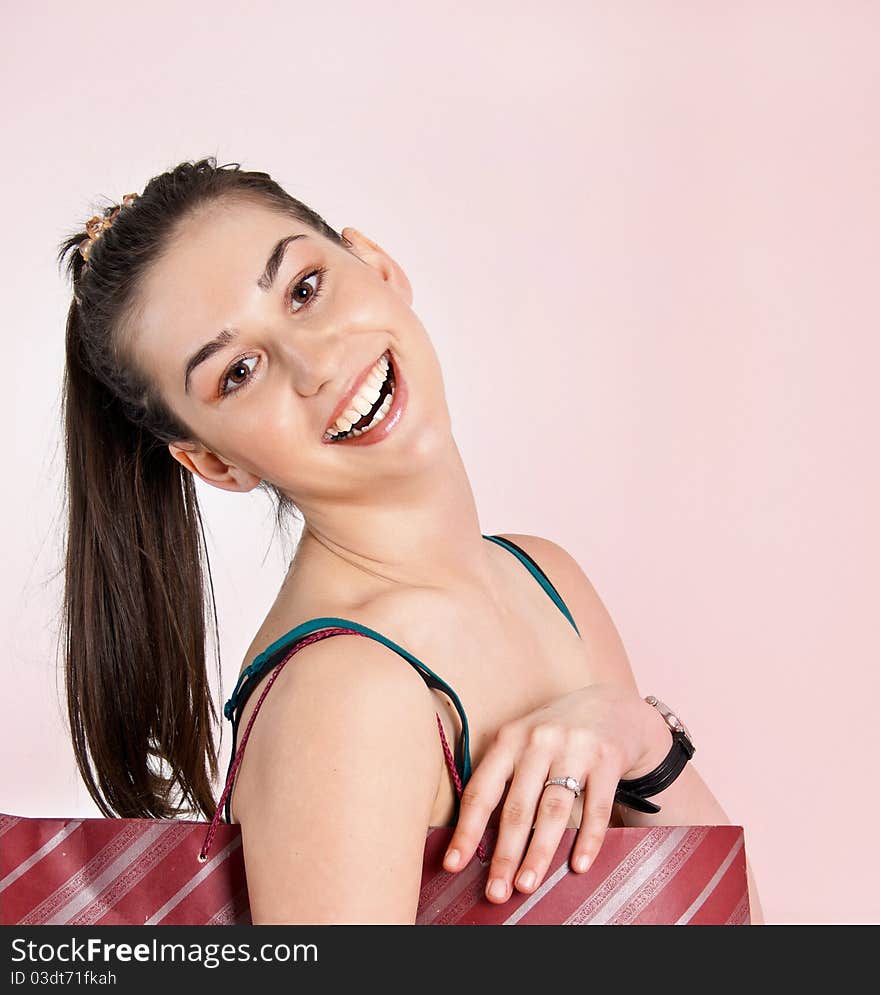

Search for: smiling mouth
xmin=323 ymin=351 xmax=396 ymax=442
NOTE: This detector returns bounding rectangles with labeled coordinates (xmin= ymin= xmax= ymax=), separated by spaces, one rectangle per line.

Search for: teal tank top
xmin=221 ymin=533 xmax=581 ymax=824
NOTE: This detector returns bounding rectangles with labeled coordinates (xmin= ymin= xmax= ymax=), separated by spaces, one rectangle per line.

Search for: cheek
xmin=219 ymin=395 xmax=315 ymax=471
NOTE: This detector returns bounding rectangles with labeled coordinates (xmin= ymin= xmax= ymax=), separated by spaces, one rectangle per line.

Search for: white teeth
xmin=361 ymin=381 xmax=383 ymax=405
xmin=330 ymin=357 xmax=391 ymax=434
xmin=346 ymin=390 xmax=393 ymax=437
xmin=351 ymin=399 xmax=370 ymax=417
xmin=326 ymin=375 xmax=395 ymax=440
xmin=353 ymin=373 xmax=385 ymax=409
xmin=352 ymin=393 xmax=375 ymax=417
xmin=324 ymin=352 xmax=396 ymax=441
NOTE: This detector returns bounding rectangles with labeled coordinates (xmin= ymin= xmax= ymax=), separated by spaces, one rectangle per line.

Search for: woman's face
xmin=129 ymin=197 xmax=451 ymax=508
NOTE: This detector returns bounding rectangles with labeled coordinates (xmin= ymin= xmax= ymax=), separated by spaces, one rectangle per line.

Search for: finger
xmin=443 ymin=740 xmax=514 ymax=872
xmin=482 ymin=748 xmax=559 ymax=902
xmin=508 ymin=769 xmax=581 ymax=897
xmin=568 ymin=759 xmax=619 ymax=874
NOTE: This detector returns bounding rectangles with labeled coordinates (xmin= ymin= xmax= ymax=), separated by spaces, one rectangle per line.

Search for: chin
xmin=406 ymin=406 xmax=457 ymax=469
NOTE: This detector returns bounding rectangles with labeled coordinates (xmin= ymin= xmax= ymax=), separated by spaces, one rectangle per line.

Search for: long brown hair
xmin=56 ymin=157 xmax=349 ymax=819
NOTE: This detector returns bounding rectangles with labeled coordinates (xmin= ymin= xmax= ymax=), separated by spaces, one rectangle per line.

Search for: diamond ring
xmin=544 ymin=776 xmax=582 ymax=799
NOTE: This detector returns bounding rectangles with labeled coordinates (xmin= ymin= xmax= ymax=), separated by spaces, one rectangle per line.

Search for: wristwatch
xmin=614 ymin=696 xmax=696 ymax=814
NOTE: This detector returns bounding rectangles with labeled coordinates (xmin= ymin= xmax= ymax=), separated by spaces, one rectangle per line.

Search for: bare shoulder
xmin=231 ymin=631 xmax=445 ymax=923
xmin=493 ymin=533 xmax=639 ymax=690
xmin=234 ymin=632 xmax=444 ymax=812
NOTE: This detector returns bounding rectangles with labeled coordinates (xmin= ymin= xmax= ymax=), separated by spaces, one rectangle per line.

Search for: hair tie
xmin=79 ymin=192 xmax=140 ymax=262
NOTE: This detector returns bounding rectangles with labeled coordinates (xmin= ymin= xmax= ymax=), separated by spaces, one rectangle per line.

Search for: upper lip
xmin=324 ymin=350 xmax=389 ymax=435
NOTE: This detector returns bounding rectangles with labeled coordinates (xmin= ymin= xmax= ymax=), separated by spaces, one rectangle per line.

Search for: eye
xmin=286 ymin=267 xmax=327 ymax=312
xmin=220 ymin=355 xmax=258 ymax=399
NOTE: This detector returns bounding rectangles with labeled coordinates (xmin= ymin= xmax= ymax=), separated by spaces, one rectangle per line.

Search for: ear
xmin=168 ymin=440 xmax=262 ymax=493
xmin=341 ymin=226 xmax=413 ymax=306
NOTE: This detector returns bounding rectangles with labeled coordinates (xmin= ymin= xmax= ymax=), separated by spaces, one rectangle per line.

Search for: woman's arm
xmin=447 ymin=534 xmax=765 ymax=924
xmin=231 ymin=634 xmax=445 ymax=924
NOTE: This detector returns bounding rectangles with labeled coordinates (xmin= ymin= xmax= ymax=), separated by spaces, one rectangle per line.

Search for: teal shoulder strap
xmin=482 ymin=534 xmax=581 ymax=637
xmin=222 ymin=616 xmax=475 ymax=824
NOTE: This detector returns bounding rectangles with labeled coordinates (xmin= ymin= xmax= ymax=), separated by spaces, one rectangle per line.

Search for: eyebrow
xmin=183 ymin=233 xmax=310 ymax=394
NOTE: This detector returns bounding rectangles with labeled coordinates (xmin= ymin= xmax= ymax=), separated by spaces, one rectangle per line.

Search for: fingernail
xmin=573 ymin=855 xmax=591 ymax=872
xmin=488 ymin=878 xmax=507 ymax=900
xmin=517 ymin=869 xmax=536 ymax=891
xmin=444 ymin=849 xmax=460 ymax=870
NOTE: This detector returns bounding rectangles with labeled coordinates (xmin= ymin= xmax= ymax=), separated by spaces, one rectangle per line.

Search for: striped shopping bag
xmin=0 ymin=812 xmax=749 ymax=925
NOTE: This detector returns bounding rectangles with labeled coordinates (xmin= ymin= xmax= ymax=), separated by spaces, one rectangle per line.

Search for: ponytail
xmin=61 ymin=305 xmax=220 ymax=819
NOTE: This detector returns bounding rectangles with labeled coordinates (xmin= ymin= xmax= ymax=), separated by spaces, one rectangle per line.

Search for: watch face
xmin=648 ymin=696 xmax=692 ymax=743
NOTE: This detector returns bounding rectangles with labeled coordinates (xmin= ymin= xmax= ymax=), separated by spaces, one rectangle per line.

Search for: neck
xmin=291 ymin=438 xmax=500 ymax=602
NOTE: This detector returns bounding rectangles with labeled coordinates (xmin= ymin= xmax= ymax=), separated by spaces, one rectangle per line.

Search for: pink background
xmin=2 ymin=3 xmax=877 ymax=925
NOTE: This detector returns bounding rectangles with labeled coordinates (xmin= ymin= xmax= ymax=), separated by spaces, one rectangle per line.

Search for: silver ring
xmin=544 ymin=776 xmax=582 ymax=799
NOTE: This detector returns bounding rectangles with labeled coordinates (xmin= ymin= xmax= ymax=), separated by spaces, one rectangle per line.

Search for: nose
xmin=274 ymin=333 xmax=344 ymax=398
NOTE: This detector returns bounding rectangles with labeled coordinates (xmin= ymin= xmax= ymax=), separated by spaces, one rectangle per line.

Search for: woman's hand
xmin=442 ymin=682 xmax=672 ymax=903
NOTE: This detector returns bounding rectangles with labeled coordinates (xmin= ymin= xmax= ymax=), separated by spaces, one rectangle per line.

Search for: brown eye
xmin=220 ymin=355 xmax=258 ymax=398
xmin=228 ymin=361 xmax=250 ymax=385
xmin=290 ymin=270 xmax=320 ymax=311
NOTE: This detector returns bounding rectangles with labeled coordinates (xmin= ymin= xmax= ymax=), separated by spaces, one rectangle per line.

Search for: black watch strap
xmin=614 ymin=730 xmax=695 ymax=814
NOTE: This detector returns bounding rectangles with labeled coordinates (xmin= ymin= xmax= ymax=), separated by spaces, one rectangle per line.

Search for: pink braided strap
xmin=198 ymin=627 xmax=487 ymax=865
xmin=435 ymin=714 xmax=489 ymax=864
xmin=199 ymin=627 xmax=352 ymax=861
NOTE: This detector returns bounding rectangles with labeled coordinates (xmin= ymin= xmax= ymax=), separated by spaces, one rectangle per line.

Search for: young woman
xmin=58 ymin=157 xmax=762 ymax=924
